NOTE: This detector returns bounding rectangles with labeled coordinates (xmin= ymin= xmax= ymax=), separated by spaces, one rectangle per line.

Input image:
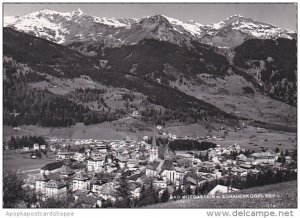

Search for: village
xmin=12 ymin=126 xmax=297 ymax=208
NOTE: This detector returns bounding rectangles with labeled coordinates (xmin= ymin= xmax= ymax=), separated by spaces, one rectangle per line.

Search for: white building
xmin=23 ymin=147 xmax=30 ymax=151
xmin=153 ymin=180 xmax=167 ymax=189
xmin=33 ymin=143 xmax=40 ymax=150
xmin=56 ymin=152 xmax=75 ymax=160
xmin=72 ymin=172 xmax=91 ymax=191
xmin=35 ymin=175 xmax=50 ymax=195
xmin=73 ymin=152 xmax=86 ymax=162
xmin=161 ymin=168 xmax=185 ymax=184
xmin=250 ymin=152 xmax=277 ymax=165
xmin=87 ymin=156 xmax=104 ymax=172
xmin=127 ymin=159 xmax=139 ymax=168
xmin=45 ymin=180 xmax=67 ymax=199
xmin=92 ymin=183 xmax=104 ymax=194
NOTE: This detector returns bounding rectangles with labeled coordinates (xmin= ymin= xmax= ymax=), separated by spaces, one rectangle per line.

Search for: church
xmin=149 ymin=126 xmax=168 ymax=162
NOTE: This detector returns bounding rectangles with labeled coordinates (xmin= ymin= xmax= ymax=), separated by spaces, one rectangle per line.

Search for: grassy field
xmin=3 ymin=119 xmax=152 ymax=141
xmin=147 ymin=181 xmax=297 ymax=208
xmin=216 ymin=126 xmax=296 ymax=151
xmin=3 ymin=152 xmax=56 ymax=172
xmin=3 ymin=120 xmax=296 ymax=152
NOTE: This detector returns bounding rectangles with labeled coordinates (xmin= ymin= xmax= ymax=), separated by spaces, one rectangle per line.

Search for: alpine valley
xmin=3 ymin=8 xmax=297 ymax=139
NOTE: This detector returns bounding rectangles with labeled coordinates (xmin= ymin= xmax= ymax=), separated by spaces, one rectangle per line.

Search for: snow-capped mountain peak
xmin=139 ymin=14 xmax=172 ymax=26
xmin=199 ymin=14 xmax=296 ymax=47
xmin=162 ymin=15 xmax=204 ymax=36
xmin=71 ymin=8 xmax=84 ymax=17
xmin=4 ymin=9 xmax=296 ymax=48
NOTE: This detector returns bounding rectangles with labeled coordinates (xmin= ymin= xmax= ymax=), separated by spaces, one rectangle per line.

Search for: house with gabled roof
xmin=45 ymin=180 xmax=67 ymax=199
xmin=236 ymin=154 xmax=253 ymax=165
xmin=116 ymin=156 xmax=127 ymax=168
xmin=91 ymin=180 xmax=107 ymax=195
xmin=72 ymin=172 xmax=91 ymax=191
xmin=99 ymin=182 xmax=117 ymax=202
xmin=35 ymin=174 xmax=50 ymax=195
xmin=59 ymin=165 xmax=75 ymax=178
xmin=73 ymin=152 xmax=86 ymax=162
xmin=185 ymin=176 xmax=198 ymax=186
xmin=126 ymin=158 xmax=139 ymax=168
xmin=153 ymin=178 xmax=167 ymax=189
xmin=160 ymin=166 xmax=185 ymax=184
xmin=197 ymin=162 xmax=215 ymax=173
xmin=250 ymin=151 xmax=277 ymax=165
xmin=146 ymin=159 xmax=174 ymax=177
xmin=56 ymin=152 xmax=75 ymax=160
xmin=41 ymin=162 xmax=64 ymax=175
xmin=104 ymin=162 xmax=118 ymax=173
xmin=230 ymin=167 xmax=248 ymax=176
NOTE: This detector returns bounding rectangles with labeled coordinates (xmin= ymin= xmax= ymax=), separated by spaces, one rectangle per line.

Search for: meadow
xmin=147 ymin=180 xmax=297 ymax=208
xmin=3 ymin=152 xmax=55 ymax=172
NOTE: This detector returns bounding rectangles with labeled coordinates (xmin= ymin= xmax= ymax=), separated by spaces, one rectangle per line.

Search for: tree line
xmin=6 ymin=135 xmax=47 ymax=150
xmin=168 ymin=139 xmax=216 ymax=151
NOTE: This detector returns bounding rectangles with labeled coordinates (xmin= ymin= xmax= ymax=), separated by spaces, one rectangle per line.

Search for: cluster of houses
xmin=26 ymin=129 xmax=293 ymax=207
xmin=22 ymin=143 xmax=47 ymax=152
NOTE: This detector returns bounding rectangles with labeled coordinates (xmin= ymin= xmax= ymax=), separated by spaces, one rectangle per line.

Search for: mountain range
xmin=4 ymin=8 xmax=296 ymax=48
xmin=3 ymin=9 xmax=297 ymax=133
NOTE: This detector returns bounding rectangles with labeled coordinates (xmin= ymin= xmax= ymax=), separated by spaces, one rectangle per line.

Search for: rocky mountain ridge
xmin=5 ymin=9 xmax=296 ymax=48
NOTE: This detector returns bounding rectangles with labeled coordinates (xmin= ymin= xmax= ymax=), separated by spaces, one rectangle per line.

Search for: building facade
xmin=87 ymin=156 xmax=104 ymax=172
xmin=45 ymin=180 xmax=67 ymax=199
xmin=72 ymin=172 xmax=91 ymax=191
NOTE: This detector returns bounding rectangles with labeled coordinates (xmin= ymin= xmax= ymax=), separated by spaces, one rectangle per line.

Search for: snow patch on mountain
xmin=8 ymin=11 xmax=69 ymax=43
xmin=232 ymin=21 xmax=294 ymax=39
xmin=211 ymin=21 xmax=226 ymax=30
xmin=3 ymin=16 xmax=19 ymax=26
xmin=162 ymin=15 xmax=204 ymax=36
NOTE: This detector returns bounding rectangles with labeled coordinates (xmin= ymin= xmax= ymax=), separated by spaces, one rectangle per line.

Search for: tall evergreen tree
xmin=161 ymin=189 xmax=170 ymax=203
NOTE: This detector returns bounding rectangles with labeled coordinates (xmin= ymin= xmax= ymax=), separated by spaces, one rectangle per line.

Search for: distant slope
xmin=3 ymin=27 xmax=101 ymax=79
xmin=147 ymin=181 xmax=297 ymax=208
xmin=3 ymin=27 xmax=236 ymax=127
xmin=101 ymin=39 xmax=229 ymax=79
xmin=234 ymin=38 xmax=297 ymax=106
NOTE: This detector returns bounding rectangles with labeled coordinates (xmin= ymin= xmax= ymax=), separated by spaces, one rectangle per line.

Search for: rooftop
xmin=73 ymin=172 xmax=90 ymax=181
xmin=88 ymin=156 xmax=104 ymax=161
xmin=251 ymin=152 xmax=276 ymax=158
xmin=41 ymin=162 xmax=64 ymax=171
xmin=46 ymin=179 xmax=66 ymax=189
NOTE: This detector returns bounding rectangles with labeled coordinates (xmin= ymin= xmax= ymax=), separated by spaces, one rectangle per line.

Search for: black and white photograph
xmin=1 ymin=1 xmax=298 ymax=211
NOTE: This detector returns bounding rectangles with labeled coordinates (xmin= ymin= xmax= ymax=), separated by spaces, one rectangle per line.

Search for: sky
xmin=3 ymin=3 xmax=297 ymax=30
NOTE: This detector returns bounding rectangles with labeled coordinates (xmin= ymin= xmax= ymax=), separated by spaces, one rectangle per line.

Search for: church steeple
xmin=151 ymin=125 xmax=157 ymax=149
xmin=149 ymin=125 xmax=158 ymax=162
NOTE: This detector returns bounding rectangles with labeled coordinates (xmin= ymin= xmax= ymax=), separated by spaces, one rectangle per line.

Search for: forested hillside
xmin=4 ymin=27 xmax=236 ymax=127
